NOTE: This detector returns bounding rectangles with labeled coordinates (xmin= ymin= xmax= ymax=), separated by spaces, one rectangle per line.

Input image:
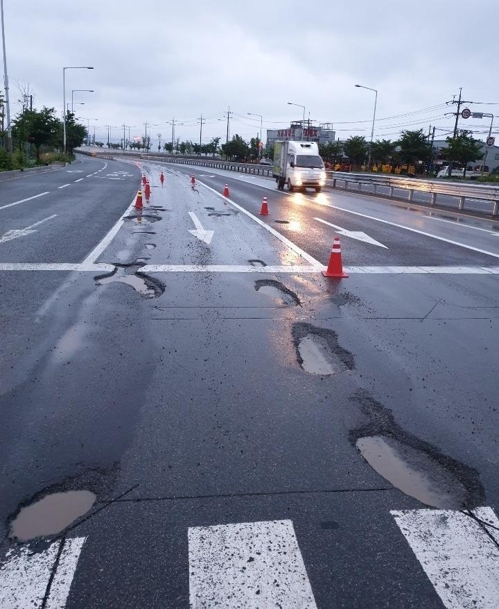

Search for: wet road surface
xmin=1 ymin=159 xmax=498 ymax=608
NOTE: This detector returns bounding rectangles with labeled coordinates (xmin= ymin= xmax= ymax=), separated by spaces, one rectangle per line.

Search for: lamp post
xmin=247 ymin=112 xmax=263 ymax=157
xmin=355 ymin=84 xmax=378 ymax=169
xmin=481 ymin=113 xmax=494 ymax=175
xmin=71 ymin=89 xmax=93 ymax=113
xmin=287 ymin=102 xmax=306 ymax=140
xmin=81 ymin=118 xmax=98 ymax=146
xmin=1 ymin=0 xmax=12 ymax=153
xmin=67 ymin=102 xmax=84 ymax=113
xmin=63 ymin=66 xmax=94 ymax=154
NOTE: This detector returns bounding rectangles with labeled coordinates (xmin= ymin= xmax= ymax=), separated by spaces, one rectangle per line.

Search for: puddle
xmin=255 ymin=279 xmax=300 ymax=306
xmin=10 ymin=491 xmax=96 ymax=541
xmin=95 ymin=266 xmax=165 ymax=298
xmin=249 ymin=259 xmax=266 ymax=267
xmin=208 ymin=212 xmax=232 ymax=217
xmin=124 ymin=214 xmax=161 ymax=223
xmin=292 ymin=323 xmax=355 ymax=375
xmin=145 ymin=243 xmax=156 ymax=250
xmin=204 ymin=207 xmax=215 ymax=211
xmin=356 ymin=436 xmax=467 ymax=509
xmin=133 ymin=231 xmax=156 ymax=235
xmin=274 ymin=220 xmax=289 ymax=224
xmin=349 ymin=391 xmax=485 ymax=509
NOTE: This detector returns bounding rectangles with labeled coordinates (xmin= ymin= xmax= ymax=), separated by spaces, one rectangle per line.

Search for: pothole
xmin=292 ymin=323 xmax=355 ymax=375
xmin=204 ymin=207 xmax=215 ymax=211
xmin=249 ymin=259 xmax=266 ymax=267
xmin=133 ymin=230 xmax=156 ymax=235
xmin=124 ymin=214 xmax=162 ymax=223
xmin=145 ymin=243 xmax=156 ymax=250
xmin=274 ymin=220 xmax=289 ymax=224
xmin=208 ymin=212 xmax=232 ymax=217
xmin=255 ymin=279 xmax=301 ymax=307
xmin=349 ymin=391 xmax=485 ymax=509
xmin=95 ymin=265 xmax=165 ymax=298
xmin=9 ymin=491 xmax=96 ymax=541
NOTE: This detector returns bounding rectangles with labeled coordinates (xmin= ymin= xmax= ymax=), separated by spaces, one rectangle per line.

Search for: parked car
xmin=259 ymin=158 xmax=272 ymax=166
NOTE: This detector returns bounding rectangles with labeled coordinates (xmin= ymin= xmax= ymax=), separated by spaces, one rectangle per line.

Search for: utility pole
xmin=171 ymin=118 xmax=176 ymax=155
xmin=225 ymin=106 xmax=232 ymax=144
xmin=446 ymin=88 xmax=473 ymax=175
xmin=1 ymin=0 xmax=12 ymax=153
xmin=198 ymin=113 xmax=205 ymax=154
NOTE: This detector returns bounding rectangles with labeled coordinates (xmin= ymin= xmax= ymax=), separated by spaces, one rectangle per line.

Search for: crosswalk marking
xmin=392 ymin=508 xmax=499 ymax=609
xmin=0 ymin=537 xmax=86 ymax=609
xmin=188 ymin=519 xmax=318 ymax=608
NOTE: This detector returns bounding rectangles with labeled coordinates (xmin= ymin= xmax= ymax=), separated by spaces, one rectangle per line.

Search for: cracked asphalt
xmin=1 ymin=155 xmax=499 ymax=608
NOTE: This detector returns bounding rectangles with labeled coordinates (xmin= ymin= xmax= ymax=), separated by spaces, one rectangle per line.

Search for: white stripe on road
xmin=428 ymin=216 xmax=499 ymax=235
xmin=58 ymin=184 xmax=71 ymax=189
xmin=81 ymin=194 xmax=138 ymax=264
xmin=392 ymin=508 xmax=499 ymax=609
xmin=0 ymin=263 xmax=115 ymax=272
xmin=74 ymin=178 xmax=84 ymax=183
xmin=0 ymin=263 xmax=499 ymax=274
xmin=86 ymin=174 xmax=93 ymax=178
xmin=188 ymin=520 xmax=317 ymax=608
xmin=0 ymin=537 xmax=86 ymax=609
xmin=198 ymin=181 xmax=322 ymax=267
xmin=0 ymin=191 xmax=50 ymax=212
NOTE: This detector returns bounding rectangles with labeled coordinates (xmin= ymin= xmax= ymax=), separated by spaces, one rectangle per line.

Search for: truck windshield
xmin=296 ymin=155 xmax=324 ymax=169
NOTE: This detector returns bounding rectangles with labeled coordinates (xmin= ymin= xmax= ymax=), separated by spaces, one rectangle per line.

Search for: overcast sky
xmin=4 ymin=0 xmax=499 ymax=147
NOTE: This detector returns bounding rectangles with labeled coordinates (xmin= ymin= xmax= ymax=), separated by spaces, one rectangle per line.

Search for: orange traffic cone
xmin=223 ymin=184 xmax=230 ymax=197
xmin=134 ymin=190 xmax=143 ymax=210
xmin=160 ymin=172 xmax=165 ymax=186
xmin=142 ymin=175 xmax=147 ymax=186
xmin=322 ymin=236 xmax=348 ymax=278
xmin=191 ymin=175 xmax=196 ymax=188
xmin=144 ymin=182 xmax=151 ymax=202
xmin=259 ymin=196 xmax=269 ymax=215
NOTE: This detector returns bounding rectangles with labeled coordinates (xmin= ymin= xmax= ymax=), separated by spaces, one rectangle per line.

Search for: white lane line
xmin=314 ymin=217 xmax=388 ymax=248
xmin=58 ymin=184 xmax=71 ymax=189
xmin=392 ymin=508 xmax=499 ymax=609
xmin=198 ymin=181 xmax=322 ymax=267
xmin=0 ymin=214 xmax=58 ymax=244
xmin=81 ymin=194 xmax=138 ymax=264
xmin=427 ymin=216 xmax=499 ymax=235
xmin=142 ymin=264 xmax=321 ymax=273
xmin=0 ymin=263 xmax=115 ymax=272
xmin=188 ymin=520 xmax=317 ymax=608
xmin=74 ymin=178 xmax=84 ymax=183
xmin=0 ymin=537 xmax=86 ymax=609
xmin=0 ymin=191 xmax=50 ymax=212
xmin=86 ymin=174 xmax=93 ymax=178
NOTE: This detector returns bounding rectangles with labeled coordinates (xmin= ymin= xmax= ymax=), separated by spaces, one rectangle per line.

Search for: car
xmin=259 ymin=158 xmax=272 ymax=166
xmin=437 ymin=167 xmax=465 ymax=178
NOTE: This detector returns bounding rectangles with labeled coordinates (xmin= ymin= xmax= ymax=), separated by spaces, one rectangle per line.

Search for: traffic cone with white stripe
xmin=134 ymin=189 xmax=143 ymax=210
xmin=322 ymin=236 xmax=348 ymax=278
xmin=223 ymin=184 xmax=230 ymax=197
xmin=191 ymin=175 xmax=196 ymax=188
xmin=144 ymin=181 xmax=151 ymax=202
xmin=142 ymin=175 xmax=147 ymax=186
xmin=259 ymin=196 xmax=269 ymax=216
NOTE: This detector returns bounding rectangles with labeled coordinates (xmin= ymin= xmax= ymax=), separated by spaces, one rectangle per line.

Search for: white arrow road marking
xmin=0 ymin=214 xmax=58 ymax=244
xmin=189 ymin=520 xmax=317 ymax=608
xmin=314 ymin=217 xmax=388 ymax=248
xmin=392 ymin=508 xmax=499 ymax=609
xmin=188 ymin=211 xmax=214 ymax=245
xmin=0 ymin=537 xmax=86 ymax=609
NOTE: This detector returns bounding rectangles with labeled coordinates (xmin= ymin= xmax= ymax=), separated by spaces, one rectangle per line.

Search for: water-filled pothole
xmin=356 ymin=436 xmax=467 ymax=509
xmin=255 ymin=279 xmax=300 ymax=307
xmin=249 ymin=259 xmax=266 ymax=267
xmin=292 ymin=323 xmax=355 ymax=375
xmin=95 ymin=265 xmax=165 ymax=298
xmin=145 ymin=243 xmax=156 ymax=250
xmin=208 ymin=212 xmax=232 ymax=217
xmin=349 ymin=391 xmax=485 ymax=509
xmin=274 ymin=220 xmax=289 ymax=224
xmin=124 ymin=214 xmax=161 ymax=223
xmin=10 ymin=491 xmax=96 ymax=541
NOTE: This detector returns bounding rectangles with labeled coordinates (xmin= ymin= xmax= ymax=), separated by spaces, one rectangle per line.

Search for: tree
xmin=370 ymin=139 xmax=397 ymax=165
xmin=12 ymin=106 xmax=60 ymax=162
xmin=319 ymin=141 xmax=343 ymax=163
xmin=343 ymin=136 xmax=368 ymax=167
xmin=221 ymin=134 xmax=250 ymax=161
xmin=443 ymin=131 xmax=483 ymax=177
xmin=163 ymin=142 xmax=173 ymax=153
xmin=249 ymin=137 xmax=261 ymax=160
xmin=64 ymin=111 xmax=87 ymax=154
xmin=397 ymin=129 xmax=432 ymax=168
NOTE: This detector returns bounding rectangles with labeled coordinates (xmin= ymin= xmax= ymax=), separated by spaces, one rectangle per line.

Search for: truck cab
xmin=273 ymin=141 xmax=326 ymax=193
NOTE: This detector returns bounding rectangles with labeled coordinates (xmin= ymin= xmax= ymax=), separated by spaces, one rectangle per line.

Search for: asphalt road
xmin=1 ymin=158 xmax=498 ymax=608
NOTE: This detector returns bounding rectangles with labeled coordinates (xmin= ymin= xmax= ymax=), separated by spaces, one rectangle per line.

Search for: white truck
xmin=273 ymin=141 xmax=326 ymax=193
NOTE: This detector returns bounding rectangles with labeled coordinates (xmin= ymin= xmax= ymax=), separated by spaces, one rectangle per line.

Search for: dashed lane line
xmin=0 ymin=191 xmax=50 ymax=212
xmin=74 ymin=178 xmax=84 ymax=183
xmin=58 ymin=183 xmax=71 ymax=189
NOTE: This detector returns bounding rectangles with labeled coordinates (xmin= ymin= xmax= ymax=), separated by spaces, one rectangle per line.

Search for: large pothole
xmin=292 ymin=323 xmax=355 ymax=375
xmin=255 ymin=279 xmax=301 ymax=307
xmin=95 ymin=264 xmax=165 ymax=298
xmin=350 ymin=391 xmax=485 ymax=509
xmin=9 ymin=491 xmax=96 ymax=541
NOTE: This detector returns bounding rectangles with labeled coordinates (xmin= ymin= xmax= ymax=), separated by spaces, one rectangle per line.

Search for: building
xmin=432 ymin=139 xmax=499 ymax=173
xmin=266 ymin=122 xmax=335 ymax=148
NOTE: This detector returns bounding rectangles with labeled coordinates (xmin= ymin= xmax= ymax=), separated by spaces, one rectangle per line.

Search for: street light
xmin=67 ymin=102 xmax=84 ymax=113
xmin=71 ymin=89 xmax=93 ymax=113
xmin=355 ymin=84 xmax=378 ymax=169
xmin=81 ymin=118 xmax=98 ymax=146
xmin=63 ymin=66 xmax=94 ymax=154
xmin=287 ymin=102 xmax=306 ymax=140
xmin=247 ymin=112 xmax=263 ymax=157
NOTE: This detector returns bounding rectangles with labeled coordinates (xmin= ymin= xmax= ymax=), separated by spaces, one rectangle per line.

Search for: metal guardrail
xmin=80 ymin=151 xmax=499 ymax=216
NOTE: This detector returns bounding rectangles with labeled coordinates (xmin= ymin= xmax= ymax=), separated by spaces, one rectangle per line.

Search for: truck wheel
xmin=287 ymin=179 xmax=294 ymax=192
xmin=315 ymin=186 xmax=322 ymax=193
